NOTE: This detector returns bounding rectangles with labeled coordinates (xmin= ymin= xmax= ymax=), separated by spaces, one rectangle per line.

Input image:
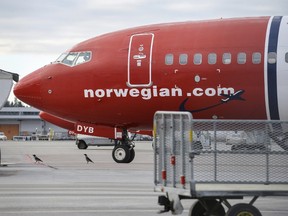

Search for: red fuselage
xmin=14 ymin=16 xmax=288 ymax=133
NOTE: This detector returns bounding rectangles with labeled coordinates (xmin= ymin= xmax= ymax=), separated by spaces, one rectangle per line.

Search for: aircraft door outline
xmin=127 ymin=33 xmax=154 ymax=87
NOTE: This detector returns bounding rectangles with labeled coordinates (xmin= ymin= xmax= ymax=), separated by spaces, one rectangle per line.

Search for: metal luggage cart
xmin=153 ymin=111 xmax=288 ymax=216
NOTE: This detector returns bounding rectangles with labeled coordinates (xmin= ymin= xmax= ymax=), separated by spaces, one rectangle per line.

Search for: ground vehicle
xmin=76 ymin=134 xmax=115 ymax=149
xmin=154 ymin=111 xmax=288 ymax=216
xmin=0 ymin=132 xmax=7 ymax=141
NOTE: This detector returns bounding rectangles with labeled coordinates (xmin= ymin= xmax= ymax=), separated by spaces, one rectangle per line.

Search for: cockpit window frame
xmin=55 ymin=52 xmax=68 ymax=63
xmin=62 ymin=52 xmax=79 ymax=66
xmin=55 ymin=51 xmax=92 ymax=67
xmin=75 ymin=52 xmax=92 ymax=66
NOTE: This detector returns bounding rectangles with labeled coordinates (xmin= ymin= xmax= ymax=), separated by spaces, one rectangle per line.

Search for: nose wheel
xmin=112 ymin=128 xmax=136 ymax=163
xmin=112 ymin=145 xmax=135 ymax=163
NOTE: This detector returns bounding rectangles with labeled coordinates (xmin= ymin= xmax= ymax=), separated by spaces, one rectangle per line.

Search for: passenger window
xmin=237 ymin=52 xmax=246 ymax=64
xmin=268 ymin=52 xmax=277 ymax=64
xmin=165 ymin=54 xmax=174 ymax=65
xmin=222 ymin=53 xmax=231 ymax=64
xmin=285 ymin=52 xmax=288 ymax=63
xmin=208 ymin=53 xmax=217 ymax=64
xmin=252 ymin=52 xmax=261 ymax=64
xmin=179 ymin=54 xmax=188 ymax=65
xmin=194 ymin=53 xmax=202 ymax=65
xmin=75 ymin=52 xmax=91 ymax=65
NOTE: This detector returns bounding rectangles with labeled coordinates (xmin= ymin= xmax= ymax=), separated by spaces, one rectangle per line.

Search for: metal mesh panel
xmin=269 ymin=154 xmax=288 ymax=182
xmin=215 ymin=153 xmax=267 ymax=182
xmin=189 ymin=120 xmax=288 ymax=184
xmin=154 ymin=111 xmax=288 ymax=192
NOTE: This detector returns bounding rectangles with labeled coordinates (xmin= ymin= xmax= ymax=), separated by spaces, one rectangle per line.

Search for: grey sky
xmin=0 ymin=0 xmax=287 ymax=77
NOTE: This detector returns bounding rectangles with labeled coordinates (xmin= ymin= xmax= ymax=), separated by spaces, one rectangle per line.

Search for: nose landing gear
xmin=112 ymin=128 xmax=135 ymax=163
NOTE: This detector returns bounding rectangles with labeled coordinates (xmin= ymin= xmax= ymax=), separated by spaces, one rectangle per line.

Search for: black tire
xmin=77 ymin=140 xmax=88 ymax=149
xmin=226 ymin=203 xmax=262 ymax=216
xmin=125 ymin=148 xmax=135 ymax=163
xmin=189 ymin=199 xmax=225 ymax=216
xmin=112 ymin=145 xmax=130 ymax=163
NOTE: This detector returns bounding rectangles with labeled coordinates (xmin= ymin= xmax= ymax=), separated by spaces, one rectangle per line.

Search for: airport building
xmin=0 ymin=107 xmax=71 ymax=140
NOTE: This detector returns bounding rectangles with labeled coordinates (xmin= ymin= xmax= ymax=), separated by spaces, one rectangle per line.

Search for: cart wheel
xmin=226 ymin=203 xmax=262 ymax=216
xmin=189 ymin=199 xmax=225 ymax=216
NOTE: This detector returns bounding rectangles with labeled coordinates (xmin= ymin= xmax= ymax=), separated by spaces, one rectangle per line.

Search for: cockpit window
xmin=62 ymin=52 xmax=78 ymax=66
xmin=55 ymin=51 xmax=92 ymax=67
xmin=55 ymin=53 xmax=68 ymax=62
xmin=75 ymin=52 xmax=91 ymax=65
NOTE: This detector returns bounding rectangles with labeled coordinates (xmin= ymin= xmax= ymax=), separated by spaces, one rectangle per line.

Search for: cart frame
xmin=153 ymin=111 xmax=288 ymax=215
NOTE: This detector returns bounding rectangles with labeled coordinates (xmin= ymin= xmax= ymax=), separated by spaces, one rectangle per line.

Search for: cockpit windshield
xmin=55 ymin=51 xmax=92 ymax=66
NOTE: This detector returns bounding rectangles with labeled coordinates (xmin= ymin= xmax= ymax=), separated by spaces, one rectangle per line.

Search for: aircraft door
xmin=127 ymin=33 xmax=154 ymax=87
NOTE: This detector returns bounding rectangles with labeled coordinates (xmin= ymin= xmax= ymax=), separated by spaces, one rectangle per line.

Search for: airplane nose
xmin=13 ymin=70 xmax=42 ymax=107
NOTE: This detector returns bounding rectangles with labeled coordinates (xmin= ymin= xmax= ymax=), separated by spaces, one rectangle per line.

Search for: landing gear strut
xmin=112 ymin=129 xmax=135 ymax=163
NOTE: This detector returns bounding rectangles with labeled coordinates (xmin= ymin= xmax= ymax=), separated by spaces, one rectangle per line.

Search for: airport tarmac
xmin=0 ymin=140 xmax=287 ymax=216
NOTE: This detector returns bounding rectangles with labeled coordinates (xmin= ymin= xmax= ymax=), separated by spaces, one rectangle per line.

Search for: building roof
xmin=0 ymin=107 xmax=40 ymax=120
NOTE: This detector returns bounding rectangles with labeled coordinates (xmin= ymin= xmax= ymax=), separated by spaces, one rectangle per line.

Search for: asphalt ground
xmin=0 ymin=140 xmax=287 ymax=216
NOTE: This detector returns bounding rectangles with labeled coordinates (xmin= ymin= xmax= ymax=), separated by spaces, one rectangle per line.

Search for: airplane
xmin=14 ymin=16 xmax=288 ymax=163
